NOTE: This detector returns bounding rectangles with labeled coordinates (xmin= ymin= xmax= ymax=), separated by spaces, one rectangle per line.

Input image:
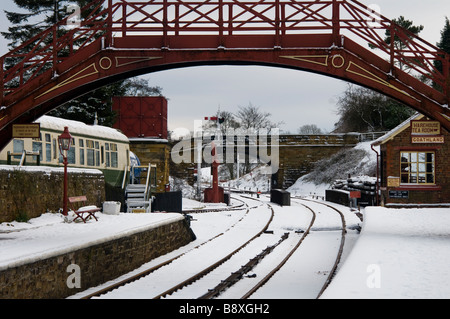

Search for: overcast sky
xmin=1 ymin=0 xmax=449 ymax=134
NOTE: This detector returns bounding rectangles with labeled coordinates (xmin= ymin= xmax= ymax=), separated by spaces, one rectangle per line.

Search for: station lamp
xmin=58 ymin=127 xmax=72 ymax=216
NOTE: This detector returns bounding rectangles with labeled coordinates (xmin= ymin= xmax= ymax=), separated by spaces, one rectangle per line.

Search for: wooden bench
xmin=69 ymin=196 xmax=101 ymax=223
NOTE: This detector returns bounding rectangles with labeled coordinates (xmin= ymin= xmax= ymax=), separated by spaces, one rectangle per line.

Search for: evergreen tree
xmin=433 ymin=17 xmax=450 ymax=91
xmin=49 ymin=78 xmax=164 ymax=126
xmin=437 ymin=17 xmax=450 ymax=52
xmin=2 ymin=0 xmax=163 ymax=126
xmin=369 ymin=16 xmax=424 ymax=71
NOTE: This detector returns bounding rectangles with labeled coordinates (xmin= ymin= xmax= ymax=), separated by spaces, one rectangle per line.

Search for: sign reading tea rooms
xmin=411 ymin=120 xmax=444 ymax=144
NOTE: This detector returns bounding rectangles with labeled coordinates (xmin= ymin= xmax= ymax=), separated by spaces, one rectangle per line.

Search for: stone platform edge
xmin=0 ymin=215 xmax=196 ymax=299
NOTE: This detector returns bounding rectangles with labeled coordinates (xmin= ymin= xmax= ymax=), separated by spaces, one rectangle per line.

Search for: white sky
xmin=0 ymin=0 xmax=449 ymax=133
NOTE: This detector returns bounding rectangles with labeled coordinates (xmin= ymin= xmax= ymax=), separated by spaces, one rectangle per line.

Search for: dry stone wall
xmin=0 ymin=167 xmax=105 ymax=223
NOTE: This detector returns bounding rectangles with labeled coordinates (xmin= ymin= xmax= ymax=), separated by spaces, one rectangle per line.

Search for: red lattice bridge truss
xmin=1 ymin=0 xmax=449 ymax=150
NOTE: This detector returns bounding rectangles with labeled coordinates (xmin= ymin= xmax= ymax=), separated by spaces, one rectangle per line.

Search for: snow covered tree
xmin=50 ymin=78 xmax=164 ymax=126
xmin=1 ymin=0 xmax=89 ymax=49
xmin=3 ymin=1 xmax=163 ymax=126
xmin=121 ymin=78 xmax=163 ymax=97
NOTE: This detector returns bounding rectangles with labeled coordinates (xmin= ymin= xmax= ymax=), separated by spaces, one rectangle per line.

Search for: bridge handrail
xmin=1 ymin=0 xmax=449 ymax=104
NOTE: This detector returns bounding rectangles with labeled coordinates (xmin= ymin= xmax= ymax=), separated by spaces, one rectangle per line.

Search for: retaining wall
xmin=0 ymin=166 xmax=105 ymax=223
xmin=0 ymin=216 xmax=195 ymax=299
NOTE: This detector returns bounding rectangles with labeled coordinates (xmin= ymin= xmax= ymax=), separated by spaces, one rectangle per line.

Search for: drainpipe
xmin=371 ymin=143 xmax=380 ymax=206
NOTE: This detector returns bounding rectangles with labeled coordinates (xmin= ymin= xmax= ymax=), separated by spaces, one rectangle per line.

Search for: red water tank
xmin=112 ymin=96 xmax=168 ymax=139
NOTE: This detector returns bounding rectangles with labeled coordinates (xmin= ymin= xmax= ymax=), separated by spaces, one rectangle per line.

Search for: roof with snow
xmin=371 ymin=113 xmax=423 ymax=146
xmin=34 ymin=116 xmax=129 ymax=143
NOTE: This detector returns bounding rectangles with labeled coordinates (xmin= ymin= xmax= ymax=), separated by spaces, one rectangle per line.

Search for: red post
xmin=105 ymin=0 xmax=113 ymax=47
xmin=211 ymin=142 xmax=220 ymax=203
xmin=332 ymin=0 xmax=340 ymax=46
xmin=390 ymin=23 xmax=395 ymax=73
xmin=163 ymin=0 xmax=168 ymax=47
xmin=63 ymin=155 xmax=68 ymax=216
xmin=52 ymin=24 xmax=58 ymax=74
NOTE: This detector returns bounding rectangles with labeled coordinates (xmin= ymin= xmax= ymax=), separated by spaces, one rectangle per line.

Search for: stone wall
xmin=0 ymin=217 xmax=195 ymax=299
xmin=273 ymin=134 xmax=361 ymax=188
xmin=0 ymin=167 xmax=105 ymax=223
xmin=169 ymin=133 xmax=361 ymax=189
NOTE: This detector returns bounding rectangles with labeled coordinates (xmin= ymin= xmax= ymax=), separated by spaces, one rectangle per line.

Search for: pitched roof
xmin=371 ymin=113 xmax=423 ymax=146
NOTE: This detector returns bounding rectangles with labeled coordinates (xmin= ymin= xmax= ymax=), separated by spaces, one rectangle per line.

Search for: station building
xmin=371 ymin=114 xmax=449 ymax=207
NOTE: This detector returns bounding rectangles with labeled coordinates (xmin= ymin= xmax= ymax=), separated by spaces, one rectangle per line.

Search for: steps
xmin=125 ymin=184 xmax=151 ymax=213
xmin=124 ymin=163 xmax=157 ymax=213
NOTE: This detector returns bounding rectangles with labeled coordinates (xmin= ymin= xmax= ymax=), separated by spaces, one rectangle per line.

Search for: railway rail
xmin=78 ymin=195 xmax=269 ymax=299
xmin=75 ymin=195 xmax=355 ymax=299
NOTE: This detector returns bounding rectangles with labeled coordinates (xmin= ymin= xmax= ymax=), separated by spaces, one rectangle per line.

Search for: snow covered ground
xmin=322 ymin=206 xmax=450 ymax=299
xmin=0 ymin=210 xmax=184 ymax=271
xmin=2 ymin=193 xmax=449 ymax=299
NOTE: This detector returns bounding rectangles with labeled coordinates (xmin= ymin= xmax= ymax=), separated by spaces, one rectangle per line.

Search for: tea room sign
xmin=411 ymin=120 xmax=444 ymax=144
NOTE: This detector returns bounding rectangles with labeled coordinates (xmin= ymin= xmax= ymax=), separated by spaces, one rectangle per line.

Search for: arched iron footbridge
xmin=0 ymin=0 xmax=449 ymax=150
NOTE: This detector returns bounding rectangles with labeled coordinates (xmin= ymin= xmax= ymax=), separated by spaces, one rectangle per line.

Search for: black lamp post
xmin=58 ymin=126 xmax=72 ymax=216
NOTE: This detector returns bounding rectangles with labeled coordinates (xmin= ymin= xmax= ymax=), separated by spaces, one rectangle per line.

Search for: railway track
xmin=74 ymin=195 xmax=355 ymax=299
xmin=193 ymin=198 xmax=348 ymax=299
xmin=77 ymin=195 xmax=271 ymax=299
xmin=306 ymin=199 xmax=347 ymax=298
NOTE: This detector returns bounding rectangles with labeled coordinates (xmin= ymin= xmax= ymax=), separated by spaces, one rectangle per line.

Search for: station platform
xmin=0 ymin=211 xmax=184 ymax=270
xmin=0 ymin=211 xmax=193 ymax=298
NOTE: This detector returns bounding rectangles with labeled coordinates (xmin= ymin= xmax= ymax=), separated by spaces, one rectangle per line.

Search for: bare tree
xmin=234 ymin=103 xmax=282 ymax=132
xmin=297 ymin=124 xmax=323 ymax=135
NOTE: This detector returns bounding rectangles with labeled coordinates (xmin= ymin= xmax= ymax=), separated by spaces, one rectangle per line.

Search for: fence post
xmin=52 ymin=24 xmax=58 ymax=76
xmin=105 ymin=0 xmax=113 ymax=48
xmin=332 ymin=0 xmax=340 ymax=46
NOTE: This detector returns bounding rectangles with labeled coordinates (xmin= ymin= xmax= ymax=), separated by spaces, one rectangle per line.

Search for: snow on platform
xmin=0 ymin=211 xmax=184 ymax=271
xmin=321 ymin=206 xmax=450 ymax=299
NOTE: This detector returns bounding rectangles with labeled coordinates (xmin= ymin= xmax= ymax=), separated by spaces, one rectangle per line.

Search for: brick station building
xmin=371 ymin=114 xmax=449 ymax=207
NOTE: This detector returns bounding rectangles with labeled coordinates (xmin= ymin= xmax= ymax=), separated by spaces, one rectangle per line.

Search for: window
xmin=32 ymin=141 xmax=42 ymax=162
xmin=67 ymin=138 xmax=76 ymax=164
xmin=45 ymin=134 xmax=51 ymax=162
xmin=105 ymin=143 xmax=118 ymax=168
xmin=400 ymin=151 xmax=435 ymax=184
xmin=105 ymin=143 xmax=110 ymax=167
xmin=79 ymin=139 xmax=85 ymax=165
xmin=95 ymin=141 xmax=100 ymax=166
xmin=13 ymin=139 xmax=24 ymax=159
xmin=53 ymin=139 xmax=57 ymax=159
xmin=86 ymin=140 xmax=95 ymax=166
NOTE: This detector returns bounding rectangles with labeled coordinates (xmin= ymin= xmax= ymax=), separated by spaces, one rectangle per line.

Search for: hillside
xmin=287 ymin=141 xmax=378 ymax=197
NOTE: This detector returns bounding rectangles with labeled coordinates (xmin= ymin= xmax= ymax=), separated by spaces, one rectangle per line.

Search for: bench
xmin=69 ymin=196 xmax=101 ymax=223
